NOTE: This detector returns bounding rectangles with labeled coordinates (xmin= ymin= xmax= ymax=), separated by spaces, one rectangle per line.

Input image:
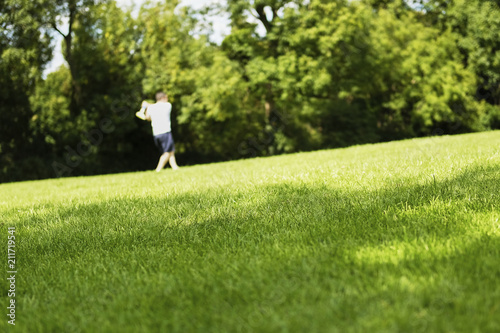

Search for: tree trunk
xmin=65 ymin=35 xmax=82 ymax=117
xmin=52 ymin=1 xmax=81 ymax=117
xmin=65 ymin=2 xmax=82 ymax=117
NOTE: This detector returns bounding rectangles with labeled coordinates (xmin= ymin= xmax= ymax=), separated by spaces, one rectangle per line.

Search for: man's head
xmin=156 ymin=91 xmax=168 ymax=102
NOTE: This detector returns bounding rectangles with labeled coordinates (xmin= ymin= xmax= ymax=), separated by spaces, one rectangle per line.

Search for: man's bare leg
xmin=168 ymin=152 xmax=179 ymax=170
xmin=156 ymin=152 xmax=171 ymax=172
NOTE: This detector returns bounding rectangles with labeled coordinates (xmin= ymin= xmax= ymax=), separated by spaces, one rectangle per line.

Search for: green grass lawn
xmin=1 ymin=131 xmax=499 ymax=332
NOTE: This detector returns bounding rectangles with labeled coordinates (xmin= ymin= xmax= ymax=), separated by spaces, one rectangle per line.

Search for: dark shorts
xmin=154 ymin=132 xmax=175 ymax=153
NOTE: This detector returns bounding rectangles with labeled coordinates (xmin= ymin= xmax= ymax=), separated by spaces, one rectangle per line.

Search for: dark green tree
xmin=31 ymin=0 xmax=147 ymax=177
xmin=0 ymin=0 xmax=51 ymax=182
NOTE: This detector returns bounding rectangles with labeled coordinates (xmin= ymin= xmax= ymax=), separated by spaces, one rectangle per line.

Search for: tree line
xmin=1 ymin=0 xmax=499 ymax=182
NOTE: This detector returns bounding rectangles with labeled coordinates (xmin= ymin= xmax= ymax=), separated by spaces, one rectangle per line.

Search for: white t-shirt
xmin=147 ymin=102 xmax=172 ymax=136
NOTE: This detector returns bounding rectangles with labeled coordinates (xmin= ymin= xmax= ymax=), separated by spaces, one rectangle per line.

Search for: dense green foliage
xmin=1 ymin=131 xmax=499 ymax=331
xmin=1 ymin=0 xmax=499 ymax=182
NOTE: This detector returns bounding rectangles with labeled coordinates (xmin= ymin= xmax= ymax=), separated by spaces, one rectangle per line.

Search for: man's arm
xmin=143 ymin=101 xmax=152 ymax=121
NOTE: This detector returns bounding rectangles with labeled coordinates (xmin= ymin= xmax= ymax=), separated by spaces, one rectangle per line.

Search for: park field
xmin=1 ymin=131 xmax=499 ymax=332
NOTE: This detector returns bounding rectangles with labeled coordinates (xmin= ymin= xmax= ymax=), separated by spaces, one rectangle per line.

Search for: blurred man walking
xmin=142 ymin=92 xmax=179 ymax=171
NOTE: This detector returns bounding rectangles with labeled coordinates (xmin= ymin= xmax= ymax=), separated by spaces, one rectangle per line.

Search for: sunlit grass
xmin=1 ymin=131 xmax=499 ymax=332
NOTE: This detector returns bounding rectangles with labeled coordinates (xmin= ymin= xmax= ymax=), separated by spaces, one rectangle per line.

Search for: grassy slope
xmin=1 ymin=131 xmax=499 ymax=332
